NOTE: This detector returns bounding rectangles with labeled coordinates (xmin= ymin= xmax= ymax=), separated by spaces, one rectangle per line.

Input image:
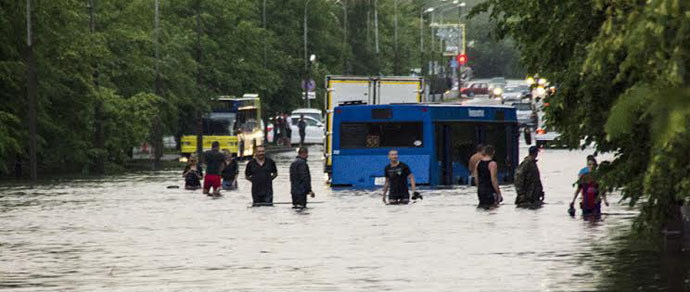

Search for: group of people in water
xmin=183 ymin=141 xmax=313 ymax=208
xmin=381 ymin=144 xmax=608 ymax=215
xmin=183 ymin=141 xmax=608 ymax=215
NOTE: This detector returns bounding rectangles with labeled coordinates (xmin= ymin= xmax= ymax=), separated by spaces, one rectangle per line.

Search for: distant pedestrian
xmin=202 ymin=141 xmax=226 ymax=196
xmin=182 ymin=156 xmax=203 ymax=190
xmin=284 ymin=113 xmax=293 ymax=143
xmin=297 ymin=114 xmax=307 ymax=146
xmin=468 ymin=144 xmax=485 ymax=185
xmin=245 ymin=145 xmax=278 ymax=206
xmin=514 ymin=146 xmax=544 ymax=206
xmin=290 ymin=147 xmax=314 ymax=208
xmin=476 ymin=145 xmax=503 ymax=207
xmin=221 ymin=151 xmax=239 ymax=190
xmin=382 ymin=149 xmax=419 ymax=204
xmin=272 ymin=116 xmax=279 ymax=145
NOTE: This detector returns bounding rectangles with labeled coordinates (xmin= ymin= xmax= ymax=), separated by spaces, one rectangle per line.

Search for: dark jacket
xmin=514 ymin=155 xmax=544 ymax=204
xmin=289 ymin=156 xmax=312 ymax=195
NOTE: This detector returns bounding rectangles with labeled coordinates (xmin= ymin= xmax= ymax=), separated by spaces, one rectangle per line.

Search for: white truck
xmin=323 ymin=75 xmax=425 ymax=175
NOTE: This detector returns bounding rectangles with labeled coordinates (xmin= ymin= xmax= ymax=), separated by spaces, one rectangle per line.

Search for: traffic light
xmin=456 ymin=54 xmax=467 ymax=65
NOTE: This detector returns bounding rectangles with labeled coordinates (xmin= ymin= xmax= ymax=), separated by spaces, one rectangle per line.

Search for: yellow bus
xmin=181 ymin=94 xmax=264 ymax=158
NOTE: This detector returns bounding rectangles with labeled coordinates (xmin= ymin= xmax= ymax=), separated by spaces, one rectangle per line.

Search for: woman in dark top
xmin=476 ymin=145 xmax=503 ymax=207
xmin=183 ymin=156 xmax=203 ymax=190
xmin=221 ymin=152 xmax=239 ymax=190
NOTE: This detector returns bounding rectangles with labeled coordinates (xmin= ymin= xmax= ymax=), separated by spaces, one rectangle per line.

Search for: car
xmin=502 ymin=85 xmax=530 ymax=103
xmin=267 ymin=115 xmax=325 ymax=145
xmin=460 ymin=82 xmax=489 ymax=97
xmin=291 ymin=108 xmax=323 ymax=123
xmin=535 ymin=111 xmax=561 ymax=147
xmin=511 ymin=102 xmax=537 ymax=127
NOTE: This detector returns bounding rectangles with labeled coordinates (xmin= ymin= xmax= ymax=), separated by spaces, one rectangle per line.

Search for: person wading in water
xmin=514 ymin=146 xmax=544 ymax=207
xmin=476 ymin=145 xmax=503 ymax=208
xmin=221 ymin=151 xmax=239 ymax=190
xmin=182 ymin=156 xmax=203 ymax=190
xmin=468 ymin=144 xmax=485 ymax=185
xmin=290 ymin=147 xmax=314 ymax=208
xmin=245 ymin=145 xmax=278 ymax=206
xmin=202 ymin=141 xmax=226 ymax=196
xmin=382 ymin=149 xmax=420 ymax=204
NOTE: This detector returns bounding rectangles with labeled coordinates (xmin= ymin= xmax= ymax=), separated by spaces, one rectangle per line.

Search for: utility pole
xmin=151 ymin=0 xmax=163 ymax=169
xmin=90 ymin=0 xmax=104 ymax=174
xmin=195 ymin=0 xmax=203 ymax=158
xmin=374 ymin=0 xmax=379 ymax=55
xmin=26 ymin=0 xmax=38 ymax=181
xmin=303 ymin=0 xmax=312 ymax=108
xmin=393 ymin=0 xmax=398 ymax=75
xmin=263 ymin=0 xmax=267 ymax=69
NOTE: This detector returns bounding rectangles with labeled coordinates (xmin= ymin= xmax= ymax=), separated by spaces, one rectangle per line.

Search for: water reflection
xmin=0 ymin=145 xmax=687 ymax=290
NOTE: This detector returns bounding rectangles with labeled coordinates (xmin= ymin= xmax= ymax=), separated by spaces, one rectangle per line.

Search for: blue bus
xmin=330 ymin=103 xmax=519 ymax=187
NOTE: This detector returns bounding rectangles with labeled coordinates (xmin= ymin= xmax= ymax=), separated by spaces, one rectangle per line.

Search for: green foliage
xmin=1 ymin=0 xmax=438 ymax=176
xmin=473 ymin=0 xmax=690 ymax=230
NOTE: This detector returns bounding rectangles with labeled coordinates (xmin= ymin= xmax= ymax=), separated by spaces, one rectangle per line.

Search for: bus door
xmin=435 ymin=122 xmax=480 ymax=185
xmin=435 ymin=124 xmax=453 ymax=185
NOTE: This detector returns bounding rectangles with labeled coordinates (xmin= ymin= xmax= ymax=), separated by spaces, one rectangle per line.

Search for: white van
xmin=292 ymin=108 xmax=323 ymax=123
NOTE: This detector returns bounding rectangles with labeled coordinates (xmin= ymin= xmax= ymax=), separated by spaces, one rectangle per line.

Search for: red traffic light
xmin=456 ymin=54 xmax=467 ymax=65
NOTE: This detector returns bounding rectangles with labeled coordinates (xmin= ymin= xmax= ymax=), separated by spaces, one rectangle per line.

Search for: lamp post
xmin=420 ymin=7 xmax=434 ymax=76
xmin=303 ymin=0 xmax=312 ymax=73
xmin=336 ymin=0 xmax=347 ymax=73
xmin=304 ymin=54 xmax=316 ymax=108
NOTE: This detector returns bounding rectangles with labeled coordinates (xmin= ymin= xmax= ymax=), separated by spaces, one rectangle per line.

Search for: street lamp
xmin=304 ymin=54 xmax=317 ymax=108
xmin=420 ymin=7 xmax=434 ymax=75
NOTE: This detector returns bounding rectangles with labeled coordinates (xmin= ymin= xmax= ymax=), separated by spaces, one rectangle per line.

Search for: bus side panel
xmin=332 ymin=154 xmax=430 ymax=187
xmin=180 ymin=135 xmax=238 ymax=154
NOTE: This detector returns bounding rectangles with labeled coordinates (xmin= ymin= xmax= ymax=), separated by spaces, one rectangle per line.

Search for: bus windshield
xmin=203 ymin=113 xmax=236 ymax=135
xmin=340 ymin=122 xmax=423 ymax=148
xmin=235 ymin=108 xmax=259 ymax=132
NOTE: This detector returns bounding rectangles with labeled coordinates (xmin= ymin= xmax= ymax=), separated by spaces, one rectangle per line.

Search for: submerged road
xmin=0 ymin=143 xmax=646 ymax=291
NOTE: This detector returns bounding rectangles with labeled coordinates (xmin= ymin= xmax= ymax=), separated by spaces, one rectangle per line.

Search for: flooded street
xmin=0 ymin=144 xmax=648 ymax=291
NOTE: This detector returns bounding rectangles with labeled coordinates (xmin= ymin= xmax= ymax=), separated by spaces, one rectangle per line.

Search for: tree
xmin=472 ymin=0 xmax=690 ymax=232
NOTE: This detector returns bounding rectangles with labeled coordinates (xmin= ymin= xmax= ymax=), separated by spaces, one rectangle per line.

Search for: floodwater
xmin=0 ymin=144 xmax=686 ymax=291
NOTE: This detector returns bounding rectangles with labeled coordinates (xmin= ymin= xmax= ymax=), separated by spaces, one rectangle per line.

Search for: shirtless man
xmin=468 ymin=144 xmax=485 ymax=185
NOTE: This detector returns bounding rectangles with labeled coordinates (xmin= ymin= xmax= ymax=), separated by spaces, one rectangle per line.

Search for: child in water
xmin=182 ymin=156 xmax=203 ymax=190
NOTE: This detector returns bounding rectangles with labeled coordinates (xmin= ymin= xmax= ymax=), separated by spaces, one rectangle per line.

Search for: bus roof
xmin=333 ymin=103 xmax=518 ymax=122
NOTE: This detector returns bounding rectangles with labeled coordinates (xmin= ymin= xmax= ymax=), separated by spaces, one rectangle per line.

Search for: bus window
xmin=203 ymin=116 xmax=235 ymax=136
xmin=340 ymin=122 xmax=423 ymax=149
xmin=236 ymin=109 xmax=258 ymax=132
xmin=482 ymin=124 xmax=509 ymax=172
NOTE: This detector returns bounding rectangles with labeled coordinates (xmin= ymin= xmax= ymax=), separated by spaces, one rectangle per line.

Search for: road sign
xmin=450 ymin=59 xmax=458 ymax=69
xmin=301 ymin=79 xmax=316 ymax=92
xmin=302 ymin=91 xmax=316 ymax=100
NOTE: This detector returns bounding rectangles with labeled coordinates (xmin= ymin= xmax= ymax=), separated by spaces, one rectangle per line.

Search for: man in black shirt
xmin=203 ymin=141 xmax=226 ymax=196
xmin=245 ymin=145 xmax=278 ymax=206
xmin=290 ymin=147 xmax=314 ymax=208
xmin=297 ymin=115 xmax=307 ymax=146
xmin=382 ymin=149 xmax=418 ymax=204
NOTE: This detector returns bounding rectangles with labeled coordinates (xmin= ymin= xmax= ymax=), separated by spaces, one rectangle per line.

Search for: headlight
xmin=492 ymin=88 xmax=503 ymax=96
